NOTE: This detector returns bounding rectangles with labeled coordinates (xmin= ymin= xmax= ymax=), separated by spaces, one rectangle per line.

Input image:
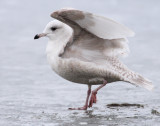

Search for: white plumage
xmin=35 ymin=8 xmax=153 ymax=110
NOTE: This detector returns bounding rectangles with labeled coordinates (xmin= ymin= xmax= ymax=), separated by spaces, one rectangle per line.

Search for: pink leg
xmin=69 ymin=85 xmax=91 ymax=110
xmin=89 ymin=80 xmax=107 ymax=108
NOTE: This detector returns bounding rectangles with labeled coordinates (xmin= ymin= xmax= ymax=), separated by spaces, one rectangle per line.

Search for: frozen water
xmin=0 ymin=0 xmax=160 ymax=125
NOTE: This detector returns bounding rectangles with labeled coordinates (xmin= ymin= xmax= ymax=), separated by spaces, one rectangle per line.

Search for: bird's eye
xmin=51 ymin=27 xmax=57 ymax=31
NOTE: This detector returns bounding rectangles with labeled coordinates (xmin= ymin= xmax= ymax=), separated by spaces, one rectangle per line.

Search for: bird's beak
xmin=34 ymin=33 xmax=47 ymax=39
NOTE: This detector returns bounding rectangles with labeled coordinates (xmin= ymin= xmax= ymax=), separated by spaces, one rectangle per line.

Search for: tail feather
xmin=110 ymin=57 xmax=153 ymax=90
xmin=127 ymin=74 xmax=154 ymax=91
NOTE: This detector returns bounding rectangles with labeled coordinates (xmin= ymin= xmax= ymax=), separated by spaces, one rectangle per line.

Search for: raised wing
xmin=51 ymin=8 xmax=135 ymax=39
xmin=51 ymin=8 xmax=131 ymax=61
xmin=60 ymin=28 xmax=130 ymax=64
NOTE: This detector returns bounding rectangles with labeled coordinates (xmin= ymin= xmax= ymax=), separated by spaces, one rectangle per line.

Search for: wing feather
xmin=51 ymin=8 xmax=135 ymax=39
xmin=51 ymin=8 xmax=134 ymax=63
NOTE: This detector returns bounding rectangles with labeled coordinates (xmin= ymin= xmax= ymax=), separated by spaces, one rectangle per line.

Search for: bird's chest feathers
xmin=46 ymin=34 xmax=72 ymax=73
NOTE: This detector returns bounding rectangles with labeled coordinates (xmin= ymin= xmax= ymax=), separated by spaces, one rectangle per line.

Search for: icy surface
xmin=0 ymin=0 xmax=160 ymax=125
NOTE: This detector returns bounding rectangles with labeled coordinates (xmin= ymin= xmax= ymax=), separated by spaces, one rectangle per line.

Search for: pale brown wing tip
xmin=50 ymin=9 xmax=85 ymax=21
xmin=50 ymin=11 xmax=58 ymax=18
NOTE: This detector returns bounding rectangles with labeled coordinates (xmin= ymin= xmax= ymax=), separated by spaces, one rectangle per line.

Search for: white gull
xmin=34 ymin=8 xmax=153 ymax=110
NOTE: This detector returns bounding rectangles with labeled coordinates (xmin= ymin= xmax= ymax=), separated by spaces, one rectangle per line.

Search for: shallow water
xmin=0 ymin=0 xmax=160 ymax=125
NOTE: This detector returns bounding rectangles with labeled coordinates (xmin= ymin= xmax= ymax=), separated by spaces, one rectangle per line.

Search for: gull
xmin=34 ymin=8 xmax=153 ymax=110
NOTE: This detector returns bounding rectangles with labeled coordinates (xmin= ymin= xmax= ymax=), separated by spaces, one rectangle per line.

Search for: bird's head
xmin=34 ymin=20 xmax=72 ymax=41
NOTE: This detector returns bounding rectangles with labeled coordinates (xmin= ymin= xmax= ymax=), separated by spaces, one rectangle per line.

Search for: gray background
xmin=0 ymin=0 xmax=160 ymax=125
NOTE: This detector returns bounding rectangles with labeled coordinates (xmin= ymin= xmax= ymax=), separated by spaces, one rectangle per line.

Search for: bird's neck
xmin=46 ymin=34 xmax=73 ymax=58
xmin=46 ymin=26 xmax=73 ymax=71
